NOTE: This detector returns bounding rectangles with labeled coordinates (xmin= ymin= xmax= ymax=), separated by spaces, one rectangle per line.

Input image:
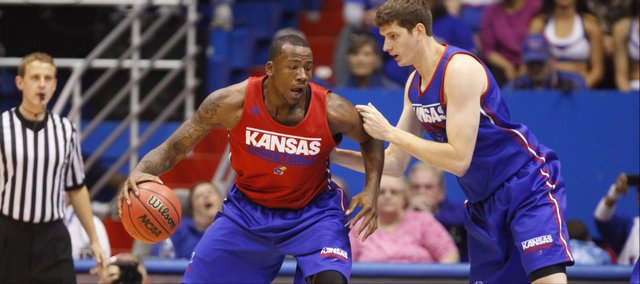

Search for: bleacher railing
xmin=0 ymin=0 xmax=199 ymax=198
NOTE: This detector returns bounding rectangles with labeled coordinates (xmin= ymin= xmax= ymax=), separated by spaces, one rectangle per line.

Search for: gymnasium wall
xmin=331 ymin=89 xmax=640 ymax=239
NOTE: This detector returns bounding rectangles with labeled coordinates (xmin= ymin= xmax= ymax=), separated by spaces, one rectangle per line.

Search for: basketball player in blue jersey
xmin=332 ymin=0 xmax=574 ymax=283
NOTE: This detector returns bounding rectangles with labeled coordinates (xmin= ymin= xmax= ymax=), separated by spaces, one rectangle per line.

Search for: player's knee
xmin=306 ymin=270 xmax=347 ymax=284
xmin=529 ymin=263 xmax=568 ymax=283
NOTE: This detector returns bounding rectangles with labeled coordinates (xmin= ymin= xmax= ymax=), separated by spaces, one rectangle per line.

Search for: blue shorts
xmin=465 ymin=160 xmax=574 ymax=283
xmin=182 ymin=182 xmax=351 ymax=283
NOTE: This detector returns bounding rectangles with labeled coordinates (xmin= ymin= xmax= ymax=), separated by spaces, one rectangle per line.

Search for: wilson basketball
xmin=121 ymin=181 xmax=182 ymax=243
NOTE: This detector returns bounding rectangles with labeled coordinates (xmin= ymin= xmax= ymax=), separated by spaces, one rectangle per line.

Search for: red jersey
xmin=228 ymin=76 xmax=336 ymax=209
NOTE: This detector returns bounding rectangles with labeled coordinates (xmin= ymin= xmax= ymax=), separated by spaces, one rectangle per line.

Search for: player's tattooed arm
xmin=136 ymin=88 xmax=235 ymax=176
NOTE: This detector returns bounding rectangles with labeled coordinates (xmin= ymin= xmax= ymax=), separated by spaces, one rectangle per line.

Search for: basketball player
xmin=119 ymin=35 xmax=384 ymax=283
xmin=331 ymin=1 xmax=574 ymax=283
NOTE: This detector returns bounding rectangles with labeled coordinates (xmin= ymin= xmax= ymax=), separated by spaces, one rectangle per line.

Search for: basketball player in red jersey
xmin=119 ymin=34 xmax=384 ymax=283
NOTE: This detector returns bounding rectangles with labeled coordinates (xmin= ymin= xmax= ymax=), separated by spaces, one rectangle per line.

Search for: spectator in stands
xmin=350 ymin=175 xmax=459 ymax=263
xmin=566 ymin=219 xmax=611 ymax=265
xmin=504 ymin=34 xmax=587 ymax=92
xmin=152 ymin=182 xmax=224 ymax=259
xmin=97 ymin=252 xmax=148 ymax=284
xmin=459 ymin=0 xmax=498 ymax=35
xmin=429 ymin=0 xmax=478 ymax=54
xmin=529 ymin=0 xmax=605 ymax=88
xmin=335 ymin=0 xmax=413 ymax=87
xmin=210 ymin=0 xmax=234 ymax=30
xmin=339 ymin=33 xmax=400 ymax=88
xmin=587 ymin=0 xmax=631 ymax=55
xmin=480 ymin=0 xmax=543 ymax=85
xmin=64 ymin=193 xmax=112 ymax=260
xmin=407 ymin=162 xmax=468 ymax=262
xmin=612 ymin=0 xmax=640 ymax=92
xmin=594 ymin=173 xmax=639 ymax=265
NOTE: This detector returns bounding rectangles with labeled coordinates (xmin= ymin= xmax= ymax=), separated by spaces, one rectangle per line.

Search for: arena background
xmin=0 ymin=0 xmax=638 ymax=282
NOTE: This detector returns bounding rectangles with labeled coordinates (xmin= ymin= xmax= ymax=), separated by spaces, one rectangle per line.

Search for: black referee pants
xmin=0 ymin=214 xmax=76 ymax=283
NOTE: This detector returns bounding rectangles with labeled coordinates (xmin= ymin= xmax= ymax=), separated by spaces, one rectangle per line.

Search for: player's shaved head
xmin=268 ymin=34 xmax=310 ymax=61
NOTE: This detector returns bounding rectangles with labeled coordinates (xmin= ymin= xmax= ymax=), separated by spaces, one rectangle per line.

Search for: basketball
xmin=121 ymin=181 xmax=182 ymax=243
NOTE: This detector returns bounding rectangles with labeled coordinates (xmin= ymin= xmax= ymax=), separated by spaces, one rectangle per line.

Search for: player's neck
xmin=415 ymin=39 xmax=446 ymax=83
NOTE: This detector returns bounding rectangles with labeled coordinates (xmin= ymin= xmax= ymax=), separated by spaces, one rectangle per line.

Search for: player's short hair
xmin=375 ymin=0 xmax=433 ymax=36
xmin=267 ymin=34 xmax=310 ymax=61
xmin=18 ymin=52 xmax=56 ymax=77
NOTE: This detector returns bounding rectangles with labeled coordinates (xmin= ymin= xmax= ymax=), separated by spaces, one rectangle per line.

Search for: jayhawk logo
xmin=274 ymin=166 xmax=287 ymax=175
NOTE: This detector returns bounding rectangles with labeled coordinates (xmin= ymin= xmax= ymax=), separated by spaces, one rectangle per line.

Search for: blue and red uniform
xmin=182 ymin=76 xmax=351 ymax=283
xmin=407 ymin=44 xmax=574 ymax=282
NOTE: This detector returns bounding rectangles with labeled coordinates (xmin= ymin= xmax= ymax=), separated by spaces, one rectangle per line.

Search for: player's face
xmin=379 ymin=23 xmax=417 ymax=67
xmin=267 ymin=43 xmax=313 ymax=104
xmin=15 ymin=60 xmax=57 ymax=110
xmin=377 ymin=176 xmax=408 ymax=214
xmin=191 ymin=183 xmax=222 ymax=219
xmin=347 ymin=44 xmax=380 ymax=78
xmin=409 ymin=169 xmax=445 ymax=205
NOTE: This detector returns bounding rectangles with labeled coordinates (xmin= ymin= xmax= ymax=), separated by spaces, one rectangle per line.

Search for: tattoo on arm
xmin=136 ymin=91 xmax=229 ymax=175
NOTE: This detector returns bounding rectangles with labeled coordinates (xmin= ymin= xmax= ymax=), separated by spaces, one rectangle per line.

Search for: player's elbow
xmin=450 ymin=159 xmax=471 ymax=177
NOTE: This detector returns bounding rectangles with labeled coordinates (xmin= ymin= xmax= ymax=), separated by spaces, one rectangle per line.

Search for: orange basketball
xmin=121 ymin=181 xmax=182 ymax=243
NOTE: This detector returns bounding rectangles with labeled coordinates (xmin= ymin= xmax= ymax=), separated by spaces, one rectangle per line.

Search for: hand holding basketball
xmin=118 ymin=170 xmax=164 ymax=216
xmin=120 ymin=181 xmax=182 ymax=243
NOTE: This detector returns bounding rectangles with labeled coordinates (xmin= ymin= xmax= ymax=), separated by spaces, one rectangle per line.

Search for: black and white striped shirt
xmin=0 ymin=108 xmax=85 ymax=223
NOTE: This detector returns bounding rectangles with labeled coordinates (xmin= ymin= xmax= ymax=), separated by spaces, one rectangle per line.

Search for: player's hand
xmin=90 ymin=241 xmax=107 ymax=271
xmin=346 ymin=190 xmax=378 ymax=242
xmin=118 ymin=171 xmax=164 ymax=217
xmin=355 ymin=103 xmax=394 ymax=141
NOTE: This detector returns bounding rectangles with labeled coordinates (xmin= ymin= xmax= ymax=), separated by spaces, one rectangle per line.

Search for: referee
xmin=0 ymin=52 xmax=105 ymax=282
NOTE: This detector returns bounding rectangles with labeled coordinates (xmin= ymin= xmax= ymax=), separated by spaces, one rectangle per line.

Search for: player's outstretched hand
xmin=346 ymin=190 xmax=378 ymax=242
xmin=355 ymin=103 xmax=393 ymax=141
xmin=118 ymin=171 xmax=164 ymax=217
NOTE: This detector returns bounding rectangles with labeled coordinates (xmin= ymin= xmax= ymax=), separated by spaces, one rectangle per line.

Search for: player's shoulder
xmin=203 ymin=79 xmax=248 ymax=109
xmin=447 ymin=53 xmax=486 ymax=79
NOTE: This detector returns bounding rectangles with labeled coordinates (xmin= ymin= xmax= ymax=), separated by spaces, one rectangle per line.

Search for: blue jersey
xmin=408 ymin=44 xmax=559 ymax=202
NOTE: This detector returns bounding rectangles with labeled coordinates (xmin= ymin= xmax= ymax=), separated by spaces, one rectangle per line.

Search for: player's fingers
xmin=350 ymin=208 xmax=366 ymax=230
xmin=353 ymin=206 xmax=373 ymax=233
xmin=361 ymin=215 xmax=379 ymax=241
xmin=345 ymin=197 xmax=359 ymax=216
xmin=120 ymin=182 xmax=132 ymax=206
xmin=356 ymin=209 xmax=375 ymax=237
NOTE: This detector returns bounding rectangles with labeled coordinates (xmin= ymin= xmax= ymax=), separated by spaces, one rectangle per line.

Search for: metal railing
xmin=0 ymin=0 xmax=200 ymax=198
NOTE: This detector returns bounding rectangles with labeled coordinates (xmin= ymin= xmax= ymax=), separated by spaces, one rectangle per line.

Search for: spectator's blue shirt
xmin=569 ymin=239 xmax=611 ymax=265
xmin=595 ymin=214 xmax=635 ymax=254
xmin=504 ymin=70 xmax=587 ymax=91
xmin=152 ymin=216 xmax=207 ymax=259
xmin=433 ymin=15 xmax=477 ymax=54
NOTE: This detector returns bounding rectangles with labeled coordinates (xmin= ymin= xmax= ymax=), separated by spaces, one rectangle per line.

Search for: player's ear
xmin=265 ymin=61 xmax=274 ymax=76
xmin=414 ymin=23 xmax=426 ymax=39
